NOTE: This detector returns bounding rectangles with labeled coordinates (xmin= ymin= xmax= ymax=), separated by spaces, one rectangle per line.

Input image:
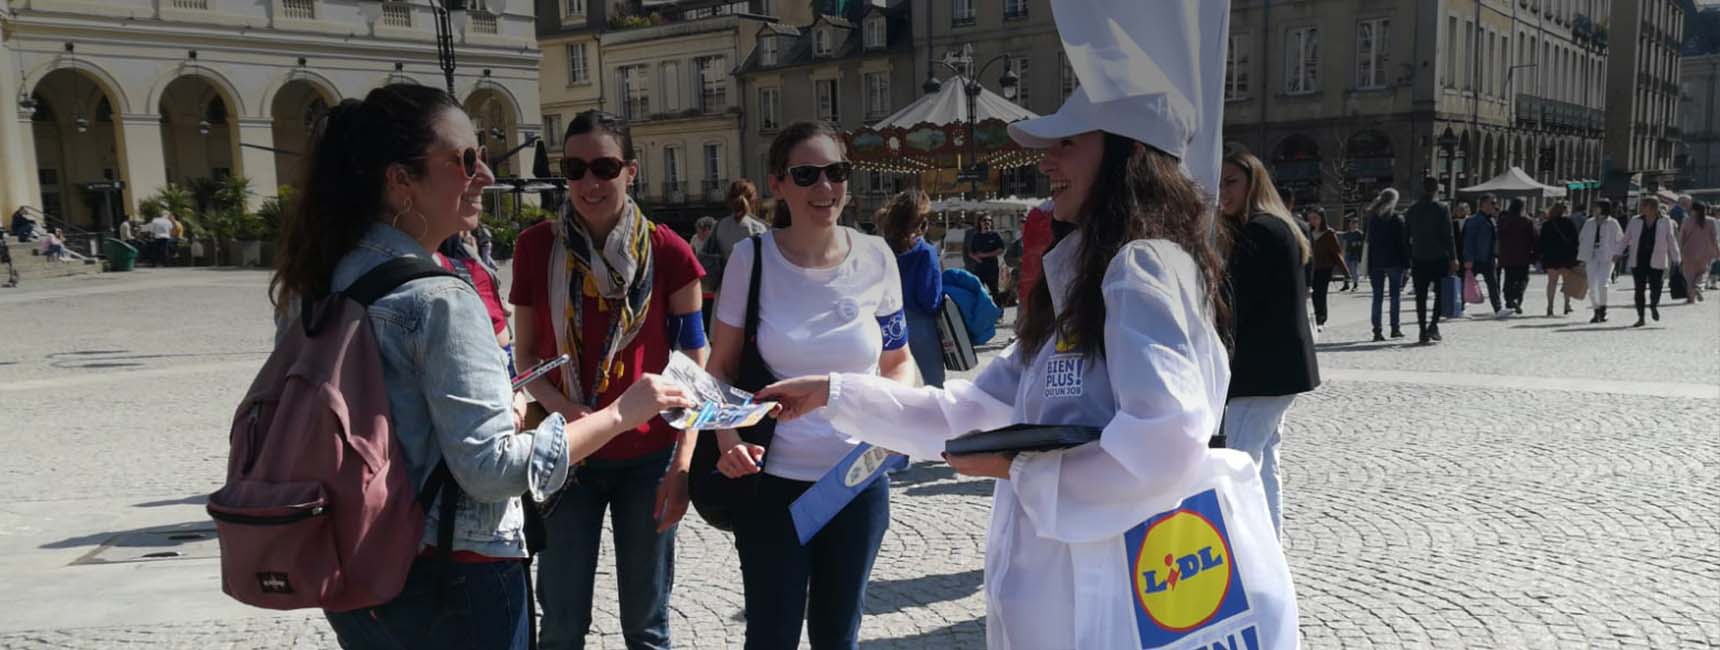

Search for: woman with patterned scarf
xmin=510 ymin=110 xmax=708 ymax=650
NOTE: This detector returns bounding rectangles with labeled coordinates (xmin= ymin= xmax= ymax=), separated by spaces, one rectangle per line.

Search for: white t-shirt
xmin=149 ymin=217 xmax=174 ymax=239
xmin=716 ymin=228 xmax=904 ymax=481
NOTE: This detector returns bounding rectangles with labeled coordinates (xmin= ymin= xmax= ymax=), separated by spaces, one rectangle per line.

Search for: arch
xmin=464 ymin=79 xmax=527 ymax=125
xmin=1345 ymin=130 xmax=1394 ymax=159
xmin=145 ymin=65 xmax=247 ymax=119
xmin=1272 ymin=134 xmax=1320 ymax=162
xmin=27 ymin=67 xmax=128 ymax=229
xmin=22 ymin=58 xmax=132 ymax=114
xmin=259 ymin=69 xmax=342 ymax=115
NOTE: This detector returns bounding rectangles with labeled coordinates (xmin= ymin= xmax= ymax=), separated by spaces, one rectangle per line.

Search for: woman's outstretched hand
xmin=755 ymin=375 xmax=832 ymax=422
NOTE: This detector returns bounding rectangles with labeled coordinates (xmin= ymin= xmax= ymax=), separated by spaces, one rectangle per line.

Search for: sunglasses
xmin=561 ymin=157 xmax=628 ymax=181
xmin=421 ymin=146 xmax=487 ymax=178
xmin=784 ymin=162 xmax=853 ymax=187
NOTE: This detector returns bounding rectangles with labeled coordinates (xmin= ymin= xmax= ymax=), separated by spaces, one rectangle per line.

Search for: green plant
xmin=482 ymin=202 xmax=555 ymax=260
xmin=252 ymin=185 xmax=292 ymax=242
xmin=137 ymin=197 xmax=164 ymax=222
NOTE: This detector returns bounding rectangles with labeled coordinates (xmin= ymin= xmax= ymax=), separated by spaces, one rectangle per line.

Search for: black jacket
xmin=1405 ymin=198 xmax=1457 ymax=262
xmin=1539 ymin=216 xmax=1581 ymax=269
xmin=1226 ymin=213 xmax=1321 ymax=398
xmin=1365 ymin=210 xmax=1413 ymax=269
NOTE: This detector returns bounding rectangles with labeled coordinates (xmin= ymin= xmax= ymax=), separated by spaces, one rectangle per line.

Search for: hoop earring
xmin=389 ymin=199 xmax=430 ymax=241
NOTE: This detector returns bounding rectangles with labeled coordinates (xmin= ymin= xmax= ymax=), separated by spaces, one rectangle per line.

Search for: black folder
xmin=944 ymin=423 xmax=1104 ymax=456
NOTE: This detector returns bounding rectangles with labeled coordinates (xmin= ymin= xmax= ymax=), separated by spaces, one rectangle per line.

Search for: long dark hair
xmin=879 ymin=189 xmax=931 ymax=254
xmin=766 ymin=121 xmax=846 ymax=228
xmin=271 ymin=84 xmax=458 ymax=311
xmin=1016 ymin=135 xmax=1230 ymax=357
xmin=565 ymin=109 xmax=636 ymax=161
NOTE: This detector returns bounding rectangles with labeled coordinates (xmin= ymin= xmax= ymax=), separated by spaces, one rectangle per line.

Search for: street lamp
xmin=929 ymin=47 xmax=1020 ymax=198
xmin=198 ymin=119 xmax=211 ymax=136
xmin=1437 ymin=127 xmax=1460 ymax=201
xmin=433 ymin=0 xmax=468 ymax=96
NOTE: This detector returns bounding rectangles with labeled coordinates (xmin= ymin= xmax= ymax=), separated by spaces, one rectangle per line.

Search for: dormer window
xmin=761 ymin=35 xmax=780 ymax=65
xmin=815 ymin=28 xmax=832 ymax=56
xmin=865 ymin=15 xmax=886 ymax=49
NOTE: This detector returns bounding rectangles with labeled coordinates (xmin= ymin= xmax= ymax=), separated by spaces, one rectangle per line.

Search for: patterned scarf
xmin=550 ymin=198 xmax=656 ymax=406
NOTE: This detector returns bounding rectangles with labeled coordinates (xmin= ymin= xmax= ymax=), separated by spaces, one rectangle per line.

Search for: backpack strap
xmin=345 ymin=256 xmax=458 ymax=306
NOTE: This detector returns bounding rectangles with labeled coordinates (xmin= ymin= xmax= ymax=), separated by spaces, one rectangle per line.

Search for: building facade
xmin=1 ymin=0 xmax=542 ymax=231
xmin=1603 ymin=0 xmax=1692 ymax=195
xmin=1678 ymin=9 xmax=1720 ymax=189
xmin=1224 ymin=0 xmax=1610 ymax=213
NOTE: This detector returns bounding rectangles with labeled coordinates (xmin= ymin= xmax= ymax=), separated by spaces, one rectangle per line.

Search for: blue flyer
xmin=788 ymin=444 xmax=907 ymax=545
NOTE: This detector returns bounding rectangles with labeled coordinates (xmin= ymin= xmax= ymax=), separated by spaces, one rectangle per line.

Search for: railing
xmin=700 ymin=90 xmax=726 ymax=113
xmin=382 ymin=2 xmax=412 ymax=27
xmin=623 ymin=97 xmax=650 ymax=121
xmin=171 ymin=0 xmax=208 ymax=9
xmin=470 ymin=10 xmax=498 ymax=34
xmin=281 ymin=0 xmax=315 ymax=20
xmin=702 ymin=178 xmax=726 ymax=201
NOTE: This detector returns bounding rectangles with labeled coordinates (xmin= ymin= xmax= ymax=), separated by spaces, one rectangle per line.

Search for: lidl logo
xmin=1124 ymin=489 xmax=1251 ymax=648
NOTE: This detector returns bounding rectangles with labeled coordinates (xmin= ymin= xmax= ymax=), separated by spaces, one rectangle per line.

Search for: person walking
xmin=510 ymin=110 xmax=710 ymax=650
xmin=1463 ymin=194 xmax=1507 ymax=317
xmin=1677 ymin=202 xmax=1719 ymax=303
xmin=148 ymin=212 xmax=175 ymax=267
xmin=1216 ymin=150 xmax=1318 ymax=534
xmin=1619 ymin=197 xmax=1681 ymax=327
xmin=879 ymin=189 xmax=946 ymax=387
xmin=1339 ymin=215 xmax=1365 ymax=291
xmin=1497 ymin=198 xmax=1538 ymax=314
xmin=1538 ymin=202 xmax=1582 ymax=316
xmin=271 ymin=83 xmax=695 ymax=650
xmin=1306 ymin=207 xmax=1348 ymax=332
xmin=1577 ymin=199 xmax=1625 ymax=322
xmin=707 ymin=179 xmax=769 ymax=289
xmin=708 ymin=121 xmax=916 ymax=650
xmin=1406 ymin=176 xmax=1459 ymax=343
xmin=1363 ymin=187 xmax=1410 ymax=340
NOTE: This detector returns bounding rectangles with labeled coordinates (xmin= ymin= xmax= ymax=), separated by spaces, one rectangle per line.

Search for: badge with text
xmin=788 ymin=444 xmax=907 ymax=545
xmin=1124 ymin=489 xmax=1258 ymax=649
xmin=1043 ymin=353 xmax=1086 ymax=399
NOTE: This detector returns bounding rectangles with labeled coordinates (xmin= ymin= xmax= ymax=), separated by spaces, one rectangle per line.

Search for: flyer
xmin=658 ymin=352 xmax=778 ymax=430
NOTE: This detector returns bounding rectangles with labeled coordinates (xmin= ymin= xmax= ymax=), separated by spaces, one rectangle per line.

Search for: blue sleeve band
xmin=877 ymin=309 xmax=908 ymax=351
xmin=668 ymin=310 xmax=708 ymax=350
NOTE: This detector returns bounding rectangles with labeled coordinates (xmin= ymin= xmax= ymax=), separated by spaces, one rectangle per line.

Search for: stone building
xmin=1602 ymin=0 xmax=1693 ymax=196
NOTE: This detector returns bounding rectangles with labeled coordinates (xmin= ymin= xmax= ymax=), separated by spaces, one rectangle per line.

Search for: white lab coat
xmin=823 ymin=234 xmax=1298 ymax=650
xmin=1619 ymin=216 xmax=1682 ymax=271
xmin=1576 ymin=216 xmax=1624 ymax=265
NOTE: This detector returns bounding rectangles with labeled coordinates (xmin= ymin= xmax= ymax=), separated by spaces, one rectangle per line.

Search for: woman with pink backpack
xmin=252 ymin=84 xmax=694 ymax=649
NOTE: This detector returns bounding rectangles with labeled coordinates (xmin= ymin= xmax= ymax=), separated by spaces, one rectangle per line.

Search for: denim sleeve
xmin=410 ymin=281 xmax=571 ymax=503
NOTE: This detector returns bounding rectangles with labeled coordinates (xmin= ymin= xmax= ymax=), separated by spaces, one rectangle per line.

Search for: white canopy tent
xmin=1457 ymin=166 xmax=1567 ymax=198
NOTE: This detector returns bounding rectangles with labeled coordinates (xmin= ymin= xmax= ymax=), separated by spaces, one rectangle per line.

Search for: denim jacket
xmin=1462 ymin=213 xmax=1498 ymax=265
xmin=291 ymin=223 xmax=571 ymax=558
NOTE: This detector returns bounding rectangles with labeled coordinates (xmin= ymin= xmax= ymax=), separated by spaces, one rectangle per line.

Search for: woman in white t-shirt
xmin=705 ymin=121 xmax=915 ymax=650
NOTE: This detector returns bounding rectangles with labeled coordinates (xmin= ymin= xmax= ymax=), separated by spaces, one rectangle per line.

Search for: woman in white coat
xmin=1620 ymin=197 xmax=1682 ymax=326
xmin=1577 ymin=199 xmax=1626 ymax=323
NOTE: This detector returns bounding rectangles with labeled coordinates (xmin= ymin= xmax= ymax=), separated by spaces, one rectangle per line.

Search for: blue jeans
xmin=325 ymin=555 xmax=529 ymax=650
xmin=538 ymin=448 xmax=676 ymax=650
xmin=1369 ymin=266 xmax=1404 ymax=331
xmin=1224 ymin=395 xmax=1297 ymax=537
xmin=734 ymin=474 xmax=890 ymax=650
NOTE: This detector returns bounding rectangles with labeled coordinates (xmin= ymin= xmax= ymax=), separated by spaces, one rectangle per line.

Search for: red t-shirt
xmin=509 ymin=220 xmax=704 ymax=461
xmin=1017 ymin=205 xmax=1053 ymax=308
xmin=437 ymin=255 xmax=508 ymax=335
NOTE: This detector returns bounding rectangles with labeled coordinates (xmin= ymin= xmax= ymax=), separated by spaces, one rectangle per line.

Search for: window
xmin=815 ymin=28 xmax=832 ymax=56
xmin=661 ymin=61 xmax=682 ymax=112
xmin=953 ymin=0 xmax=974 ymax=26
xmin=1284 ymin=26 xmax=1319 ymax=94
xmin=621 ymin=65 xmax=650 ymax=120
xmin=1445 ymin=16 xmax=1457 ymax=88
xmin=564 ymin=0 xmax=585 ymax=18
xmin=567 ymin=44 xmax=589 ymax=85
xmin=698 ymin=56 xmax=728 ymax=112
xmin=1463 ymin=20 xmax=1474 ymax=90
xmin=1356 ymin=18 xmax=1389 ymax=89
xmin=758 ymin=87 xmax=782 ymax=131
xmin=1060 ymin=52 xmax=1075 ymax=100
xmin=816 ymin=78 xmax=839 ymax=122
xmin=1225 ymin=35 xmax=1249 ymax=100
xmin=1013 ymin=57 xmax=1030 ymax=108
xmin=544 ymin=114 xmax=562 ymax=150
xmin=1004 ymin=0 xmax=1027 ymax=19
xmin=664 ymin=146 xmax=683 ymax=193
xmin=865 ymin=15 xmax=886 ymax=49
xmin=705 ymin=143 xmax=721 ymax=184
xmin=864 ymin=72 xmax=889 ymax=118
xmin=761 ymin=35 xmax=779 ymax=65
xmin=758 ymin=0 xmax=771 ymax=16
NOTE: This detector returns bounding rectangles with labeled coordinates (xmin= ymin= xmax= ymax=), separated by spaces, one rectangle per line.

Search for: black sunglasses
xmin=420 ymin=146 xmax=488 ymax=178
xmin=561 ymin=157 xmax=627 ymax=181
xmin=784 ymin=162 xmax=853 ymax=187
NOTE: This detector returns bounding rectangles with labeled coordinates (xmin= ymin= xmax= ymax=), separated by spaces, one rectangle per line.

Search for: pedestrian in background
xmin=1406 ymin=176 xmax=1458 ymax=344
xmin=880 ymin=188 xmax=945 ymax=387
xmin=708 ymin=179 xmax=769 ymax=287
xmin=965 ymin=214 xmax=1007 ymax=302
xmin=148 ymin=211 xmax=174 ymax=267
xmin=1678 ymin=201 xmax=1719 ymax=302
xmin=1463 ymin=194 xmax=1507 ymax=318
xmin=1307 ymin=207 xmax=1347 ymax=333
xmin=1363 ymin=187 xmax=1409 ymax=341
xmin=1339 ymin=214 xmax=1365 ymax=291
xmin=1538 ymin=202 xmax=1582 ymax=316
xmin=1498 ymin=198 xmax=1538 ymax=314
xmin=1219 ymin=150 xmax=1317 ymax=534
xmin=1578 ymin=199 xmax=1625 ymax=323
xmin=1620 ymin=197 xmax=1681 ymax=327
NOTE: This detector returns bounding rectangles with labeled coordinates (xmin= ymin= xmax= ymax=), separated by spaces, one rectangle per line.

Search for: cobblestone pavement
xmin=0 ymin=268 xmax=1714 ymax=648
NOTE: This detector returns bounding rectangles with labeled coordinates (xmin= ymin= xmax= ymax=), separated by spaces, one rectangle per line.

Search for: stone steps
xmin=3 ymin=240 xmax=107 ymax=283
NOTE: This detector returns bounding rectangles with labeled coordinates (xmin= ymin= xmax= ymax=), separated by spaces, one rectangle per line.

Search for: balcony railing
xmin=381 ymin=1 xmax=412 ymax=27
xmin=470 ymin=10 xmax=498 ymax=34
xmin=171 ymin=0 xmax=208 ymax=9
xmin=281 ymin=0 xmax=315 ymax=20
xmin=701 ymin=178 xmax=726 ymax=201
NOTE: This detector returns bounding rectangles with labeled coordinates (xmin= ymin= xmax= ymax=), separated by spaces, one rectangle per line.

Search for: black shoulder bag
xmin=688 ymin=234 xmax=776 ymax=531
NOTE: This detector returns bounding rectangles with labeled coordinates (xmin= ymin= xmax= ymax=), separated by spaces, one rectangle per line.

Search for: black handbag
xmin=688 ymin=235 xmax=775 ymax=531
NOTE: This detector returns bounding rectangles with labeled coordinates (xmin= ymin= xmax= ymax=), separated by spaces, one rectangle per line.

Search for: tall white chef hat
xmin=1007 ymin=0 xmax=1230 ymax=196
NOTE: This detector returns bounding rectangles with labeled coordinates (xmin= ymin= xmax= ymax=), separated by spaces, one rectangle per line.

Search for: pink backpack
xmin=207 ymin=258 xmax=457 ymax=611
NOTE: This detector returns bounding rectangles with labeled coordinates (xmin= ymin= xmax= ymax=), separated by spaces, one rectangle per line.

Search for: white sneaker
xmin=1494 ymin=309 xmax=1512 ymax=319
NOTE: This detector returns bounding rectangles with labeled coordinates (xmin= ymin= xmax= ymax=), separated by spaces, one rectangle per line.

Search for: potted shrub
xmin=252 ymin=185 xmax=291 ymax=267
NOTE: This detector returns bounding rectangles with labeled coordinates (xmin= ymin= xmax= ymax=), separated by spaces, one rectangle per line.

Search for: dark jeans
xmin=538 ymin=449 xmax=676 ymax=650
xmin=1369 ymin=266 xmax=1404 ymax=331
xmin=734 ymin=473 xmax=890 ymax=650
xmin=1471 ymin=260 xmax=1503 ymax=312
xmin=1310 ymin=267 xmax=1334 ymax=325
xmin=1503 ymin=265 xmax=1530 ymax=309
xmin=325 ymin=556 xmax=530 ymax=650
xmin=1412 ymin=259 xmax=1450 ymax=331
xmin=1632 ymin=267 xmax=1665 ymax=317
